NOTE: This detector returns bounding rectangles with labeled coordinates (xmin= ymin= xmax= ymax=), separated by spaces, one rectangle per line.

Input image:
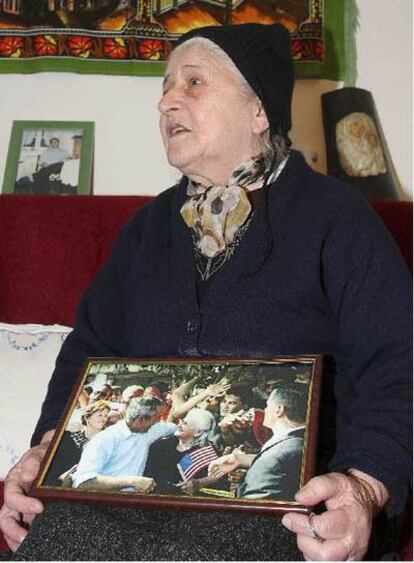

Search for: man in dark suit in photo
xmin=208 ymin=384 xmax=307 ymax=500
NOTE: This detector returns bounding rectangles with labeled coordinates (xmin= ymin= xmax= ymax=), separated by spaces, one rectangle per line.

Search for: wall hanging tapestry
xmin=0 ymin=0 xmax=356 ymax=81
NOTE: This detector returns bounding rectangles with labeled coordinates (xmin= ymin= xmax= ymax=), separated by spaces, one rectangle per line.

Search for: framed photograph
xmin=32 ymin=356 xmax=322 ymax=516
xmin=2 ymin=120 xmax=94 ymax=195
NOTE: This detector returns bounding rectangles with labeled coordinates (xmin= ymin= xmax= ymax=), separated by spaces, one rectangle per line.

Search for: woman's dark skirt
xmin=7 ymin=501 xmax=303 ymax=561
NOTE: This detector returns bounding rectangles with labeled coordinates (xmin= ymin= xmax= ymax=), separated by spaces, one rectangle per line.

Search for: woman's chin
xmin=165 ymin=145 xmax=204 ymax=175
xmin=167 ymin=153 xmax=195 ymax=173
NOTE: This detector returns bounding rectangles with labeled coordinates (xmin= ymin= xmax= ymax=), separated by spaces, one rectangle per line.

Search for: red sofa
xmin=0 ymin=195 xmax=412 ymax=556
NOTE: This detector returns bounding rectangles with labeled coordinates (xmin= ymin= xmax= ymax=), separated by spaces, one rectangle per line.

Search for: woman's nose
xmin=158 ymin=86 xmax=181 ymax=114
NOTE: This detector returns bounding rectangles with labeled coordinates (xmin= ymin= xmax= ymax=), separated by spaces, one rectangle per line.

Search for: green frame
xmin=2 ymin=120 xmax=94 ymax=195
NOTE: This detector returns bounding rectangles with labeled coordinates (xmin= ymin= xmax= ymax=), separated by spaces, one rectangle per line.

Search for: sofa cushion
xmin=0 ymin=195 xmax=152 ymax=326
xmin=0 ymin=323 xmax=71 ymax=479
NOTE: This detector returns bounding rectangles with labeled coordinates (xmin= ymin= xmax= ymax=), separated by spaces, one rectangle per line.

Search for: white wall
xmin=356 ymin=0 xmax=413 ymax=199
xmin=0 ymin=0 xmax=412 ymax=198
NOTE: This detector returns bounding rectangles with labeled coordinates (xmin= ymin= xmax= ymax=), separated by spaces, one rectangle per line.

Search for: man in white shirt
xmin=31 ymin=138 xmax=70 ymax=194
xmin=38 ymin=138 xmax=69 ymax=168
xmin=72 ymin=396 xmax=176 ymax=493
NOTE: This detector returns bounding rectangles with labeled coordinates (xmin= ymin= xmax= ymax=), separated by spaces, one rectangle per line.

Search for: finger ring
xmin=307 ymin=510 xmax=325 ymax=543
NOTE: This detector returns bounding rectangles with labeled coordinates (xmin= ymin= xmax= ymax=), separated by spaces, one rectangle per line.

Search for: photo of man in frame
xmin=14 ymin=128 xmax=83 ymax=195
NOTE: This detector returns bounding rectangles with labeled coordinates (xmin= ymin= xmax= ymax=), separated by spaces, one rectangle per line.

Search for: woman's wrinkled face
xmin=175 ymin=416 xmax=198 ymax=442
xmin=158 ymin=44 xmax=267 ymax=185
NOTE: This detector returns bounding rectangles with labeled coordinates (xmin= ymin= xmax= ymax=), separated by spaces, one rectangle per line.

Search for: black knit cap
xmin=176 ymin=23 xmax=294 ymax=137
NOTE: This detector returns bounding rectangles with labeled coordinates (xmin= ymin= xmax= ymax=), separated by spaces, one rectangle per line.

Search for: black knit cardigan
xmin=33 ymin=151 xmax=412 ymax=516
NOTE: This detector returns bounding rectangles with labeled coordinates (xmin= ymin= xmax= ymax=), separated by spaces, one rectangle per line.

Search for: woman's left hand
xmin=281 ymin=470 xmax=389 ymax=561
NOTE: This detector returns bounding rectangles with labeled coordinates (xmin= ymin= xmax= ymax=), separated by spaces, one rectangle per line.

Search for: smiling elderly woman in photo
xmin=0 ymin=23 xmax=411 ymax=561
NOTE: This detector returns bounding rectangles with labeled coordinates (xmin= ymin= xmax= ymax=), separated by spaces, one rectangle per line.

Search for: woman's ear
xmin=251 ymin=102 xmax=269 ymax=135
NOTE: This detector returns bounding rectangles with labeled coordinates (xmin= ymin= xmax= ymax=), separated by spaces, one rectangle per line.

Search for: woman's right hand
xmin=0 ymin=430 xmax=54 ymax=552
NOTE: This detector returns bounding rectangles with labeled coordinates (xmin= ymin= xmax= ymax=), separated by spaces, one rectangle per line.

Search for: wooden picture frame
xmin=32 ymin=356 xmax=322 ymax=516
xmin=2 ymin=120 xmax=94 ymax=195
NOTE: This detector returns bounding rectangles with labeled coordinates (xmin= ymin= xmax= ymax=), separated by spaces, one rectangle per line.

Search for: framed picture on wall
xmin=32 ymin=356 xmax=322 ymax=516
xmin=2 ymin=121 xmax=94 ymax=196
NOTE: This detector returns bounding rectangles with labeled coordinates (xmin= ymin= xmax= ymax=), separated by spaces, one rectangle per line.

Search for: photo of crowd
xmin=40 ymin=359 xmax=318 ymax=508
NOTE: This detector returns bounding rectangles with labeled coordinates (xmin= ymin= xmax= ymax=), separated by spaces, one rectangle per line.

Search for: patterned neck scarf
xmin=180 ymin=154 xmax=271 ymax=259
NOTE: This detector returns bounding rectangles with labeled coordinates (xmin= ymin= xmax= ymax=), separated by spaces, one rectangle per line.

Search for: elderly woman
xmin=0 ymin=23 xmax=411 ymax=561
xmin=144 ymin=407 xmax=218 ymax=495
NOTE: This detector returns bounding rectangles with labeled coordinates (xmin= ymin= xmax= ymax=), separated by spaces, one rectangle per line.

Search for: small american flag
xmin=177 ymin=444 xmax=218 ymax=481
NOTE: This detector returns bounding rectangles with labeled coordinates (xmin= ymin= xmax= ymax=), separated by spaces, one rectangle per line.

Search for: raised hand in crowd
xmin=219 ymin=409 xmax=253 ymax=432
xmin=169 ymin=377 xmax=231 ymax=421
